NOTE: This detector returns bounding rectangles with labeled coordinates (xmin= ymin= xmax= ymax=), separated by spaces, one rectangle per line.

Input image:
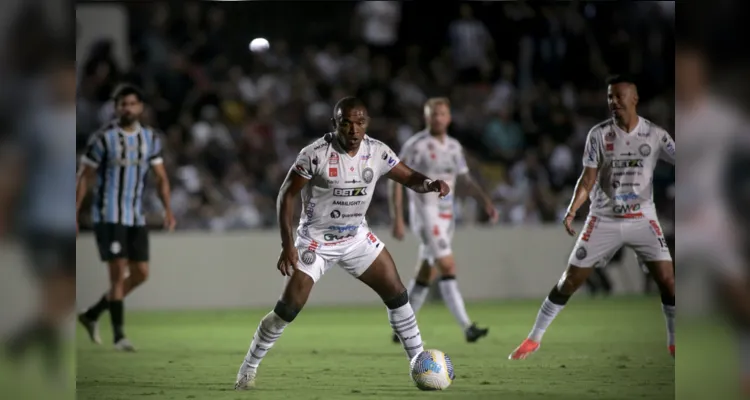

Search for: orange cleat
xmin=508 ymin=338 xmax=540 ymax=360
xmin=668 ymin=345 xmax=675 ymax=358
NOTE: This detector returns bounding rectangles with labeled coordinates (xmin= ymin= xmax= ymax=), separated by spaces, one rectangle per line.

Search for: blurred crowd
xmin=76 ymin=1 xmax=675 ymax=232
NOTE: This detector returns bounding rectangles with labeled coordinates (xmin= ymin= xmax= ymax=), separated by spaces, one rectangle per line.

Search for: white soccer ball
xmin=249 ymin=38 xmax=270 ymax=53
xmin=409 ymin=349 xmax=455 ymax=391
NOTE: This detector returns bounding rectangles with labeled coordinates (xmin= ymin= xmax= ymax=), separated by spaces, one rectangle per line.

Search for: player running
xmin=388 ymin=97 xmax=497 ymax=343
xmin=509 ymin=75 xmax=676 ymax=360
xmin=76 ymin=84 xmax=176 ymax=352
xmin=234 ymin=97 xmax=450 ymax=390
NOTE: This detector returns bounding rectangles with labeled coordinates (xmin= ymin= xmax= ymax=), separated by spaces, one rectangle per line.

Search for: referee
xmin=76 ymin=84 xmax=176 ymax=352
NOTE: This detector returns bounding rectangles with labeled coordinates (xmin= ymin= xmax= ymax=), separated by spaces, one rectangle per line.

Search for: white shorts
xmin=568 ymin=215 xmax=672 ymax=268
xmin=411 ymin=215 xmax=454 ymax=263
xmin=294 ymin=230 xmax=385 ymax=283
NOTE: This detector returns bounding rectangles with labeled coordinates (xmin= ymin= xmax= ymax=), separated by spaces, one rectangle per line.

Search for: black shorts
xmin=93 ymin=223 xmax=149 ymax=262
xmin=22 ymin=232 xmax=76 ymax=278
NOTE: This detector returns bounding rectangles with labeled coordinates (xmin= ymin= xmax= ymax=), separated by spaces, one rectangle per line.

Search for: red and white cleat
xmin=668 ymin=345 xmax=675 ymax=358
xmin=508 ymin=338 xmax=540 ymax=360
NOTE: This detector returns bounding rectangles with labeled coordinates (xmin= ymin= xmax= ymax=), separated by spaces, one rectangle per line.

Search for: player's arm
xmin=658 ymin=129 xmax=676 ymax=165
xmin=386 ymin=162 xmax=446 ymax=194
xmin=387 ymin=179 xmax=405 ymax=223
xmin=565 ymin=167 xmax=598 ymax=218
xmin=77 ymin=133 xmax=106 ymax=233
xmin=564 ymin=130 xmax=601 ymax=232
xmin=278 ymin=155 xmax=314 ymax=248
xmin=149 ymin=134 xmax=175 ymax=230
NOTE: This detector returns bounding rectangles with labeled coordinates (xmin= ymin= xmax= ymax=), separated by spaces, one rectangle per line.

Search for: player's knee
xmin=416 ymin=263 xmax=433 ymax=283
xmin=273 ymin=300 xmax=300 ymax=323
xmin=131 ymin=265 xmax=149 ymax=284
xmin=108 ymin=260 xmax=127 ymax=285
xmin=384 ymin=289 xmax=409 ymax=310
xmin=435 ymin=259 xmax=456 ymax=277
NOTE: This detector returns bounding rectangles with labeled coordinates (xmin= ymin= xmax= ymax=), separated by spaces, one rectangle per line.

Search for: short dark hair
xmin=112 ymin=84 xmax=144 ymax=103
xmin=333 ymin=96 xmax=366 ymax=119
xmin=605 ymin=74 xmax=637 ymax=87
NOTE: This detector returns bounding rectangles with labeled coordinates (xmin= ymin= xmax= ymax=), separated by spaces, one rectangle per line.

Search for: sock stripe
xmin=390 ymin=314 xmax=415 ymax=325
xmin=405 ymin=342 xmax=423 ymax=351
xmin=390 ymin=315 xmax=416 ymax=329
xmin=258 ymin=325 xmax=282 ymax=342
xmin=394 ymin=321 xmax=418 ymax=334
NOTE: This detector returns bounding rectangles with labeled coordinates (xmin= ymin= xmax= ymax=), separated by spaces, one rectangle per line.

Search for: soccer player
xmin=234 ymin=97 xmax=450 ymax=390
xmin=388 ymin=97 xmax=497 ymax=343
xmin=508 ymin=75 xmax=676 ymax=360
xmin=76 ymin=84 xmax=176 ymax=352
xmin=1 ymin=46 xmax=76 ymax=380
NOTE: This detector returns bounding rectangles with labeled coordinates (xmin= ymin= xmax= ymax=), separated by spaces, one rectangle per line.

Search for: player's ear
xmin=330 ymin=117 xmax=337 ymax=130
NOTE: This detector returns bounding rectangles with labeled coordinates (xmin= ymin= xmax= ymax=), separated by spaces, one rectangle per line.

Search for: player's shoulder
xmin=589 ymin=118 xmax=614 ymax=136
xmin=363 ymin=135 xmax=393 ymax=152
xmin=301 ymin=133 xmax=335 ymax=155
xmin=639 ymin=117 xmax=669 ymax=137
xmin=401 ymin=130 xmax=430 ymax=149
xmin=445 ymin=135 xmax=464 ymax=151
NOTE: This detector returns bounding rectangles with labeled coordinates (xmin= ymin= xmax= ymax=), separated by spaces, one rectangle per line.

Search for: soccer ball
xmin=409 ymin=349 xmax=455 ymax=391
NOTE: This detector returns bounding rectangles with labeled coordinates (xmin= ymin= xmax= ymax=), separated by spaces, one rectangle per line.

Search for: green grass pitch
xmin=73 ymin=296 xmax=687 ymax=400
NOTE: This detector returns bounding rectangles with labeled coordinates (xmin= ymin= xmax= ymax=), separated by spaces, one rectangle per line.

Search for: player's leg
xmin=123 ymin=225 xmax=150 ymax=296
xmin=393 ymin=258 xmax=434 ymax=343
xmin=510 ymin=216 xmax=622 ymax=359
xmin=434 ymin=254 xmax=488 ymax=342
xmin=7 ymin=235 xmax=75 ymax=377
xmin=235 ymin=249 xmax=323 ymax=390
xmin=78 ymin=223 xmax=124 ymax=344
xmin=627 ymin=218 xmax=675 ymax=356
xmin=341 ymin=233 xmax=424 ymax=360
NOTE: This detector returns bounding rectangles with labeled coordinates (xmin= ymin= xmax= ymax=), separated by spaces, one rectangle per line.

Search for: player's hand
xmin=428 ymin=180 xmax=450 ymax=198
xmin=485 ymin=203 xmax=499 ymax=224
xmin=562 ymin=212 xmax=576 ymax=236
xmin=392 ymin=220 xmax=405 ymax=241
xmin=163 ymin=210 xmax=176 ymax=232
xmin=277 ymin=244 xmax=299 ymax=277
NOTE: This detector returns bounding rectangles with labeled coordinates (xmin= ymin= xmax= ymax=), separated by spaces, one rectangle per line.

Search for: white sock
xmin=407 ymin=279 xmax=430 ymax=313
xmin=239 ymin=311 xmax=289 ymax=372
xmin=528 ymin=298 xmax=565 ymax=342
xmin=389 ymin=304 xmax=424 ymax=359
xmin=438 ymin=277 xmax=472 ymax=330
xmin=662 ymin=304 xmax=675 ymax=347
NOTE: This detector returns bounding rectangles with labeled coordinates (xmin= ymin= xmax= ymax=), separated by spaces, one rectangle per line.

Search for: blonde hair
xmin=424 ymin=97 xmax=451 ymax=117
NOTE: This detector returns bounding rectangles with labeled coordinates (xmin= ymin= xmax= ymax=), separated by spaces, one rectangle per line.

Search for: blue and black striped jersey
xmin=81 ymin=123 xmax=163 ymax=226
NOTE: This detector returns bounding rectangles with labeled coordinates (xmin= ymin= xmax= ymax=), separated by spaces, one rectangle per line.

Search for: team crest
xmin=575 ymin=246 xmax=587 ymax=260
xmin=301 ymin=250 xmax=316 ymax=265
xmin=362 ymin=167 xmax=374 ymax=183
xmin=638 ymin=144 xmax=651 ymax=157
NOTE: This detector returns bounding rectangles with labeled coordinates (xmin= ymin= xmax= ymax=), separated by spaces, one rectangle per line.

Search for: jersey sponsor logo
xmin=362 ymin=167 xmax=374 ymax=183
xmin=581 ymin=216 xmax=598 ymax=242
xmin=587 ymin=145 xmax=597 ymax=163
xmin=637 ymin=131 xmax=650 ymax=137
xmin=329 ymin=167 xmax=338 ymax=177
xmin=304 ymin=202 xmax=316 ymax=219
xmin=327 ymin=225 xmax=359 ymax=233
xmin=381 ymin=151 xmax=388 ymax=160
xmin=360 ymin=154 xmax=371 ymax=161
xmin=323 ymin=232 xmax=356 ymax=242
xmin=329 ymin=210 xmax=364 ymax=219
xmin=314 ymin=141 xmax=328 ymax=150
xmin=606 ymin=143 xmax=614 ymax=152
xmin=388 ymin=156 xmax=397 ymax=167
xmin=612 ymin=203 xmax=641 ymax=214
xmin=611 ymin=159 xmax=644 ymax=168
xmin=332 ymin=200 xmax=365 ymax=206
xmin=344 ymin=178 xmax=361 ymax=184
xmin=638 ymin=144 xmax=651 ymax=157
xmin=333 ymin=187 xmax=368 ymax=197
xmin=614 ymin=192 xmax=639 ymax=201
xmin=613 ymin=171 xmax=641 ymax=177
xmin=330 ymin=152 xmax=339 ymax=164
xmin=612 ymin=181 xmax=640 ymax=188
xmin=620 ymin=152 xmax=636 ymax=156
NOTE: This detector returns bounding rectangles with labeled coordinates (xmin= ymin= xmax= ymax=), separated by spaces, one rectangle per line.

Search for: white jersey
xmin=292 ymin=133 xmax=400 ymax=246
xmin=583 ymin=116 xmax=675 ymax=219
xmin=399 ymin=130 xmax=469 ymax=219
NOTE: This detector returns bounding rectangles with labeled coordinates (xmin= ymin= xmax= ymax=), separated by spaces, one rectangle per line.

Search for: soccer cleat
xmin=77 ymin=314 xmax=101 ymax=345
xmin=508 ymin=338 xmax=540 ymax=360
xmin=465 ymin=323 xmax=489 ymax=343
xmin=235 ymin=367 xmax=257 ymax=390
xmin=668 ymin=345 xmax=675 ymax=358
xmin=114 ymin=338 xmax=136 ymax=352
